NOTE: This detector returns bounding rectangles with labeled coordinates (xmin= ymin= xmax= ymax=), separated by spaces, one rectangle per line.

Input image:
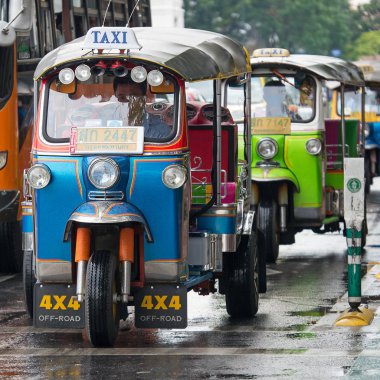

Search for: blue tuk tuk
xmin=22 ymin=26 xmax=258 ymax=346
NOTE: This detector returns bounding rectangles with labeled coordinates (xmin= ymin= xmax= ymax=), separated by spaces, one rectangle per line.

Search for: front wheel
xmin=85 ymin=251 xmax=120 ymax=347
xmin=258 ymin=199 xmax=279 ymax=263
xmin=224 ymin=230 xmax=259 ymax=318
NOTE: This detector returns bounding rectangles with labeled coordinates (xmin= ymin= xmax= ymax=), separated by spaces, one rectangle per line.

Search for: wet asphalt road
xmin=1 ymin=183 xmax=380 ymax=378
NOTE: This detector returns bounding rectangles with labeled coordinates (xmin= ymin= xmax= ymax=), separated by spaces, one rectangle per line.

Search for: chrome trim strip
xmin=22 ymin=232 xmax=34 ymax=251
xmin=88 ymin=191 xmax=124 ymax=201
xmin=242 ymin=210 xmax=255 ymax=235
xmin=144 ymin=261 xmax=188 ymax=282
xmin=36 ymin=261 xmax=72 ymax=282
xmin=222 ymin=234 xmax=236 ymax=252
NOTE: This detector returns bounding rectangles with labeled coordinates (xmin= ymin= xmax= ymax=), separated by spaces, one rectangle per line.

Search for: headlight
xmin=0 ymin=151 xmax=7 ymax=170
xmin=88 ymin=158 xmax=119 ymax=189
xmin=75 ymin=64 xmax=91 ymax=81
xmin=147 ymin=70 xmax=164 ymax=86
xmin=58 ymin=68 xmax=75 ymax=84
xmin=257 ymin=138 xmax=278 ymax=160
xmin=162 ymin=165 xmax=187 ymax=189
xmin=27 ymin=164 xmax=51 ymax=189
xmin=131 ymin=66 xmax=147 ymax=83
xmin=305 ymin=138 xmax=322 ymax=155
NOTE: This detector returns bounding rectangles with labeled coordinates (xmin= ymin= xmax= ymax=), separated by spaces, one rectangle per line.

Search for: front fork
xmin=75 ymin=226 xmax=135 ymax=303
xmin=251 ymin=182 xmax=288 ymax=232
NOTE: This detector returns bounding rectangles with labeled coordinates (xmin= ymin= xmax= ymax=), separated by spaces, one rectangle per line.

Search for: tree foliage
xmin=184 ymin=0 xmax=354 ymax=56
xmin=344 ymin=30 xmax=380 ymax=60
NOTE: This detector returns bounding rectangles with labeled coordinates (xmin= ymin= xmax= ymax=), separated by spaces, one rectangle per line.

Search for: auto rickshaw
xmin=226 ymin=48 xmax=366 ymax=291
xmin=22 ymin=26 xmax=258 ymax=346
xmin=331 ymin=60 xmax=380 ymax=193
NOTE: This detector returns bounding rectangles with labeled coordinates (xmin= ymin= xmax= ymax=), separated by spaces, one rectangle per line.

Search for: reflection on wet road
xmin=1 ymin=183 xmax=380 ymax=378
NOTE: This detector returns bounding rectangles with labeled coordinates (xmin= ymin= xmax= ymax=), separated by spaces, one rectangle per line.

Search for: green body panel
xmin=284 ymin=134 xmax=323 ymax=209
xmin=325 ymin=171 xmax=344 ymax=190
xmin=251 ymin=167 xmax=300 ymax=191
xmin=239 ymin=131 xmax=324 ymax=210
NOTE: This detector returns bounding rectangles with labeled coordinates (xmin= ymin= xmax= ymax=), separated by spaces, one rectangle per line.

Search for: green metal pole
xmin=347 ymin=226 xmax=362 ymax=309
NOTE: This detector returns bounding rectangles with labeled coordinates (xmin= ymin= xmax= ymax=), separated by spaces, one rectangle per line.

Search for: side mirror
xmin=9 ymin=0 xmax=33 ymax=33
xmin=0 ymin=21 xmax=16 ymax=47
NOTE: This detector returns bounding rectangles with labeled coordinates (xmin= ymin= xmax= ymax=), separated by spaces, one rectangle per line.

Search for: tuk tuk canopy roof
xmin=251 ymin=54 xmax=365 ymax=87
xmin=34 ymin=27 xmax=251 ymax=82
xmin=354 ymin=59 xmax=380 ymax=88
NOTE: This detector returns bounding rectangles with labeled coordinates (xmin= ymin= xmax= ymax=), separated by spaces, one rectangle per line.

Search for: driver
xmin=113 ymin=76 xmax=172 ymax=139
xmin=263 ymin=80 xmax=301 ymax=120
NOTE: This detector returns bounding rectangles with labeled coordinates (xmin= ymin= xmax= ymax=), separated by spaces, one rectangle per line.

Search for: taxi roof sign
xmin=83 ymin=27 xmax=141 ymax=50
xmin=252 ymin=48 xmax=290 ymax=58
xmin=357 ymin=64 xmax=374 ymax=74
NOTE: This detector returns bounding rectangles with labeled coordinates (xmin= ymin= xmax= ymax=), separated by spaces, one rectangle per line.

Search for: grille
xmin=88 ymin=191 xmax=124 ymax=201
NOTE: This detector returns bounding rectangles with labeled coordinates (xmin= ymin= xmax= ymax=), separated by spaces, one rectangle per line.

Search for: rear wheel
xmin=23 ymin=250 xmax=36 ymax=318
xmin=85 ymin=251 xmax=120 ymax=347
xmin=258 ymin=199 xmax=279 ymax=263
xmin=0 ymin=221 xmax=22 ymax=273
xmin=225 ymin=230 xmax=259 ymax=318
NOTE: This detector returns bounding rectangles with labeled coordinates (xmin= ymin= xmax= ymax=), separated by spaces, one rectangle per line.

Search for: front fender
xmin=251 ymin=167 xmax=300 ymax=192
xmin=64 ymin=201 xmax=153 ymax=242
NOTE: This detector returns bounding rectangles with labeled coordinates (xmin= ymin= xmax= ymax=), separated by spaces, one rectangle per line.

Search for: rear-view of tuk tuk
xmin=22 ymin=26 xmax=258 ymax=346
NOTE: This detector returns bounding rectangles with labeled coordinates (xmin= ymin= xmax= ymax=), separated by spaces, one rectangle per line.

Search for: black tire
xmin=23 ymin=250 xmax=36 ymax=318
xmin=258 ymin=199 xmax=279 ymax=263
xmin=0 ymin=221 xmax=22 ymax=273
xmin=225 ymin=230 xmax=259 ymax=318
xmin=257 ymin=229 xmax=267 ymax=293
xmin=85 ymin=251 xmax=120 ymax=347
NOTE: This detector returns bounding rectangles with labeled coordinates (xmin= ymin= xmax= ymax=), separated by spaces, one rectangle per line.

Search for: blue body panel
xmin=196 ymin=214 xmax=236 ymax=234
xmin=34 ymin=154 xmax=186 ymax=264
xmin=34 ymin=157 xmax=86 ymax=261
xmin=22 ymin=213 xmax=33 ymax=233
xmin=366 ymin=122 xmax=380 ymax=148
xmin=127 ymin=156 xmax=186 ymax=262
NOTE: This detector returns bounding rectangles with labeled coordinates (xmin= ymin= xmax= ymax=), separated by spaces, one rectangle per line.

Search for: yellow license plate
xmin=70 ymin=126 xmax=144 ymax=154
xmin=252 ymin=117 xmax=291 ymax=134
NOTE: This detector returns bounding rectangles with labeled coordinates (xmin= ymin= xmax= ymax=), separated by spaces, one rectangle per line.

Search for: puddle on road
xmin=288 ymin=306 xmax=329 ymax=317
xmin=286 ymin=332 xmax=316 ymax=340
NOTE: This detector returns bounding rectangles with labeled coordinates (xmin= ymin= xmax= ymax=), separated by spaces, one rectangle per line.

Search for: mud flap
xmin=134 ymin=284 xmax=187 ymax=329
xmin=34 ymin=283 xmax=85 ymax=328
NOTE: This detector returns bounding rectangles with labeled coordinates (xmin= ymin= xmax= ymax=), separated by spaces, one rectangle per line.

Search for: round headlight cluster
xmin=147 ymin=70 xmax=164 ymax=86
xmin=27 ymin=164 xmax=51 ymax=189
xmin=75 ymin=64 xmax=91 ymax=81
xmin=257 ymin=138 xmax=278 ymax=160
xmin=162 ymin=165 xmax=187 ymax=189
xmin=88 ymin=158 xmax=120 ymax=190
xmin=305 ymin=138 xmax=322 ymax=155
xmin=58 ymin=68 xmax=75 ymax=85
xmin=131 ymin=66 xmax=147 ymax=83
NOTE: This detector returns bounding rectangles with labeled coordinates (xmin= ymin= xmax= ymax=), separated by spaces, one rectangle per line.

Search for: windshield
xmin=226 ymin=75 xmax=315 ymax=123
xmin=227 ymin=77 xmax=266 ymax=121
xmin=45 ymin=73 xmax=178 ymax=143
xmin=337 ymin=89 xmax=380 ymax=116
